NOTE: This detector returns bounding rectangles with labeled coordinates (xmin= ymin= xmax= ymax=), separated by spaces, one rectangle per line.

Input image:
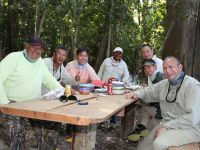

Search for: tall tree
xmin=163 ymin=0 xmax=200 ymax=80
xmin=35 ymin=0 xmax=47 ymax=37
xmin=7 ymin=0 xmax=19 ymax=54
xmin=0 ymin=0 xmax=166 ymax=75
xmin=106 ymin=0 xmax=114 ymax=57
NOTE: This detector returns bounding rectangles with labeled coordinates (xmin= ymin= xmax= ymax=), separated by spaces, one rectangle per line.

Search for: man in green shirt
xmin=0 ymin=37 xmax=63 ymax=149
xmin=0 ymin=37 xmax=62 ymax=104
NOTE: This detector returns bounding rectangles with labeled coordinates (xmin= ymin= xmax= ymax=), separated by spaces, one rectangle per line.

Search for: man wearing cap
xmin=0 ymin=37 xmax=63 ymax=149
xmin=98 ymin=47 xmax=129 ymax=83
xmin=42 ymin=46 xmax=76 ymax=94
xmin=143 ymin=59 xmax=164 ymax=86
xmin=128 ymin=59 xmax=164 ymax=142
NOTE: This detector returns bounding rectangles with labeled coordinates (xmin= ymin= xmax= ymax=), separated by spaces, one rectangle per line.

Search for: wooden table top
xmin=0 ymin=94 xmax=132 ymax=125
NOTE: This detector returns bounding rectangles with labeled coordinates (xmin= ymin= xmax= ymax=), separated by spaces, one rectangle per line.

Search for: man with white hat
xmin=98 ymin=47 xmax=129 ymax=83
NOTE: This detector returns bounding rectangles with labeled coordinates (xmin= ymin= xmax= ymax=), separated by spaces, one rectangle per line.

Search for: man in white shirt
xmin=141 ymin=44 xmax=163 ymax=73
xmin=98 ymin=47 xmax=129 ymax=83
xmin=42 ymin=46 xmax=76 ymax=94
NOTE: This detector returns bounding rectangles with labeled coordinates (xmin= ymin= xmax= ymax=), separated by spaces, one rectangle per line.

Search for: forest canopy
xmin=0 ymin=0 xmax=166 ymax=75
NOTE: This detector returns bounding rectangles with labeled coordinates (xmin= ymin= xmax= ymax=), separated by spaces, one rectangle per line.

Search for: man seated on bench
xmin=127 ymin=56 xmax=200 ymax=150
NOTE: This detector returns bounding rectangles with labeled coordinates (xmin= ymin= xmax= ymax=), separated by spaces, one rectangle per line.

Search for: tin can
xmin=107 ymin=83 xmax=112 ymax=95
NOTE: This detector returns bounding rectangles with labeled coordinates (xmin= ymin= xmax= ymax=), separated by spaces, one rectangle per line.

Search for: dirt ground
xmin=96 ymin=121 xmax=137 ymax=150
xmin=0 ymin=121 xmax=138 ymax=150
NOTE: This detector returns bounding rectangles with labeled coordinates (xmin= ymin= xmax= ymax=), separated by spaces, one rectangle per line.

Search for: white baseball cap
xmin=113 ymin=47 xmax=123 ymax=53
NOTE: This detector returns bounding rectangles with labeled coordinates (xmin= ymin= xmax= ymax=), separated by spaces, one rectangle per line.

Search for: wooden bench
xmin=169 ymin=143 xmax=200 ymax=150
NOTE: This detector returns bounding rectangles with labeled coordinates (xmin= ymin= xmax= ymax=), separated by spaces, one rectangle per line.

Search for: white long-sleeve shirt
xmin=152 ymin=55 xmax=163 ymax=73
xmin=135 ymin=75 xmax=200 ymax=130
xmin=42 ymin=58 xmax=76 ymax=94
xmin=43 ymin=58 xmax=76 ymax=84
xmin=98 ymin=57 xmax=129 ymax=83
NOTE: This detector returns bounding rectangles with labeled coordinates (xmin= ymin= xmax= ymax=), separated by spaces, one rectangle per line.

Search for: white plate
xmin=112 ymin=86 xmax=125 ymax=90
xmin=94 ymin=88 xmax=107 ymax=93
xmin=112 ymin=81 xmax=125 ymax=87
xmin=125 ymin=85 xmax=141 ymax=90
xmin=112 ymin=89 xmax=125 ymax=95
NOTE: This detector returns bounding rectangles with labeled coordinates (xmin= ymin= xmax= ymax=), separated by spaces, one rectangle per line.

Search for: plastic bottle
xmin=64 ymin=85 xmax=72 ymax=97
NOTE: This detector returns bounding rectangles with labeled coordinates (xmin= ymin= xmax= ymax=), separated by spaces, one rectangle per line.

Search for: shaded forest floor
xmin=96 ymin=121 xmax=137 ymax=150
xmin=0 ymin=121 xmax=137 ymax=150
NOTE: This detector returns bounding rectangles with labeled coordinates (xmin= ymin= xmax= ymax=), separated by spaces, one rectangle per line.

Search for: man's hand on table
xmin=127 ymin=92 xmax=139 ymax=102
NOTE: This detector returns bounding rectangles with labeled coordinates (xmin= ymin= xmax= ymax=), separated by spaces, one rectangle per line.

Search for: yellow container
xmin=64 ymin=85 xmax=72 ymax=97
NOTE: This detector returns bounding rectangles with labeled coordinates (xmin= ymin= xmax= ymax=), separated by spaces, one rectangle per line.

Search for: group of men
xmin=0 ymin=37 xmax=200 ymax=150
xmin=124 ymin=43 xmax=200 ymax=150
xmin=0 ymin=37 xmax=130 ymax=149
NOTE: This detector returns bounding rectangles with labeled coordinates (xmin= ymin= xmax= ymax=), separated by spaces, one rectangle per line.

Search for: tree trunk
xmin=35 ymin=1 xmax=46 ymax=38
xmin=141 ymin=0 xmax=148 ymax=41
xmin=163 ymin=0 xmax=200 ymax=81
xmin=106 ymin=0 xmax=114 ymax=58
xmin=7 ymin=0 xmax=19 ymax=54
xmin=94 ymin=33 xmax=108 ymax=71
xmin=73 ymin=17 xmax=79 ymax=60
xmin=70 ymin=0 xmax=87 ymax=60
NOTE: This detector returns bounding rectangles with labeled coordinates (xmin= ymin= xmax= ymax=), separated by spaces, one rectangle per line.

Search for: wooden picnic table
xmin=0 ymin=94 xmax=135 ymax=149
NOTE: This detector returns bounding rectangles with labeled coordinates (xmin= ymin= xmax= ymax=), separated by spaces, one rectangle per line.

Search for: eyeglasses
xmin=59 ymin=95 xmax=77 ymax=102
xmin=165 ymin=75 xmax=185 ymax=103
xmin=165 ymin=86 xmax=179 ymax=103
xmin=31 ymin=45 xmax=44 ymax=52
xmin=59 ymin=95 xmax=88 ymax=105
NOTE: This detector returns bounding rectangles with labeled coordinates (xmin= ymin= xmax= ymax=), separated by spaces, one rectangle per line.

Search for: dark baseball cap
xmin=26 ymin=37 xmax=45 ymax=49
xmin=142 ymin=59 xmax=156 ymax=66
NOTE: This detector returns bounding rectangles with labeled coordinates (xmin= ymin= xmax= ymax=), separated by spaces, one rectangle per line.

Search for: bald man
xmin=128 ymin=56 xmax=200 ymax=150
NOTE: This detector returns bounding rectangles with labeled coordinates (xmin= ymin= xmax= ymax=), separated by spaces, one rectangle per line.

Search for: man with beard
xmin=0 ymin=37 xmax=63 ymax=149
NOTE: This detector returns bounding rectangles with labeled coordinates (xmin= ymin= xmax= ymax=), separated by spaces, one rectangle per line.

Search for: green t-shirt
xmin=0 ymin=50 xmax=62 ymax=104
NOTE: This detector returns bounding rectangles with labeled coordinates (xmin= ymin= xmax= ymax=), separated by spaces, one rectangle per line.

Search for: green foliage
xmin=0 ymin=0 xmax=166 ymax=74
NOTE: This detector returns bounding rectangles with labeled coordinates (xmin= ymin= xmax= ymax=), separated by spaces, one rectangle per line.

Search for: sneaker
xmin=127 ymin=134 xmax=140 ymax=143
xmin=127 ymin=124 xmax=149 ymax=142
xmin=65 ymin=136 xmax=72 ymax=143
xmin=140 ymin=129 xmax=149 ymax=137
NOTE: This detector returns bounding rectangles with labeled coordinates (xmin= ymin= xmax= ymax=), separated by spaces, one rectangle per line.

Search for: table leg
xmin=73 ymin=124 xmax=97 ymax=150
xmin=120 ymin=103 xmax=136 ymax=139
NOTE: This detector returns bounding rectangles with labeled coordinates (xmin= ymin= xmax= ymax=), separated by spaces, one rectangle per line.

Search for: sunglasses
xmin=59 ymin=95 xmax=88 ymax=105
